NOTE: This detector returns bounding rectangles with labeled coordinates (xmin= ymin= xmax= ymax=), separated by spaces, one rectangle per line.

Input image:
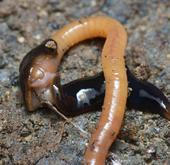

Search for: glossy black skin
xmin=52 ymin=72 xmax=105 ymax=115
xmin=126 ymin=66 xmax=170 ymax=118
xmin=53 ymin=66 xmax=170 ymax=118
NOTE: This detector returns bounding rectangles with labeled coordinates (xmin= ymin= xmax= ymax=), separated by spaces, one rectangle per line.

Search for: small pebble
xmin=22 ymin=2 xmax=28 ymax=8
xmin=147 ymin=146 xmax=156 ymax=154
xmin=17 ymin=37 xmax=25 ymax=43
xmin=4 ymin=90 xmax=10 ymax=99
xmin=35 ymin=34 xmax=41 ymax=40
xmin=24 ymin=134 xmax=32 ymax=141
xmin=91 ymin=1 xmax=96 ymax=6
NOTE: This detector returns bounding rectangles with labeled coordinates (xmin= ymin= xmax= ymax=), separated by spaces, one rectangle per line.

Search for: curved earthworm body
xmin=52 ymin=19 xmax=127 ymax=165
xmin=20 ymin=16 xmax=127 ymax=164
xmin=19 ymin=16 xmax=170 ymax=164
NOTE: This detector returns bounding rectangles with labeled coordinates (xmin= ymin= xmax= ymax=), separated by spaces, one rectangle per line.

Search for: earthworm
xmin=20 ymin=16 xmax=127 ymax=164
xmin=19 ymin=16 xmax=170 ymax=164
xmin=52 ymin=17 xmax=126 ymax=164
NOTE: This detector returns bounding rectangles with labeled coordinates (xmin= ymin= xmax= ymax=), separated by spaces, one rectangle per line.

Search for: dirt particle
xmin=128 ymin=87 xmax=133 ymax=97
xmin=78 ymin=18 xmax=83 ymax=23
xmin=111 ymin=132 xmax=115 ymax=136
xmin=17 ymin=37 xmax=25 ymax=43
xmin=45 ymin=40 xmax=57 ymax=49
xmin=132 ymin=62 xmax=150 ymax=81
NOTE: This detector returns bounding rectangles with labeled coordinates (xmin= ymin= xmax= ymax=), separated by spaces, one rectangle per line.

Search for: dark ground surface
xmin=1 ymin=0 xmax=170 ymax=164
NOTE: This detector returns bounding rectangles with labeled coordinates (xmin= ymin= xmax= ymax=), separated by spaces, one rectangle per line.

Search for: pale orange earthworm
xmin=19 ymin=16 xmax=128 ymax=164
xmin=52 ymin=18 xmax=127 ymax=165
